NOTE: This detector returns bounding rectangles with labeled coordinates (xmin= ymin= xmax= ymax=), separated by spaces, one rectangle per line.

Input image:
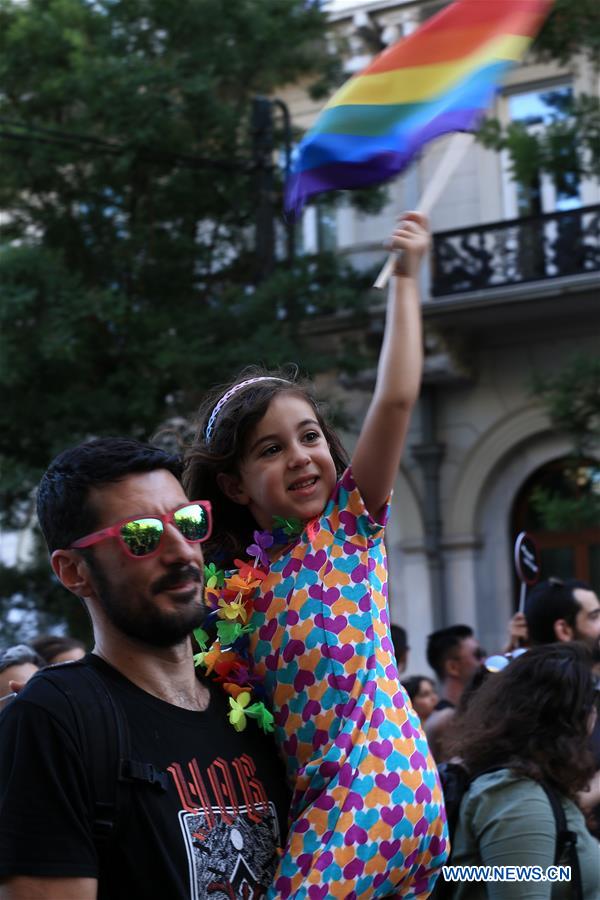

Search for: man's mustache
xmin=152 ymin=565 xmax=203 ymax=595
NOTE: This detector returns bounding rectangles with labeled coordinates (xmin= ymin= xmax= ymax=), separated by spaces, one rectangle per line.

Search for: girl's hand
xmin=386 ymin=211 xmax=430 ymax=279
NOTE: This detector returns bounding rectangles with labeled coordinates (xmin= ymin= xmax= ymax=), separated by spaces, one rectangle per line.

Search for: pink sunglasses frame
xmin=69 ymin=500 xmax=212 ymax=559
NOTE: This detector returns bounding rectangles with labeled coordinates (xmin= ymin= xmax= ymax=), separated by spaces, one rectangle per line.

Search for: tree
xmin=0 ymin=0 xmax=377 ymax=638
xmin=478 ymin=0 xmax=600 ymax=194
xmin=531 ymin=355 xmax=600 ymax=530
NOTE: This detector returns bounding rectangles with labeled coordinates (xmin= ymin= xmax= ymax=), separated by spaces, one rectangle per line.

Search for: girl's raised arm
xmin=351 ymin=211 xmax=428 ymax=519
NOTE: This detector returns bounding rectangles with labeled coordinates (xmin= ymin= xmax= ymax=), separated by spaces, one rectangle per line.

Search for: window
xmin=511 ymin=458 xmax=600 ymax=600
xmin=502 ymin=83 xmax=581 ymax=218
xmin=296 ymin=199 xmax=338 ymax=256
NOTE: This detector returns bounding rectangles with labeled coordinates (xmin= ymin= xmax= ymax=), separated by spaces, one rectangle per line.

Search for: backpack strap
xmin=538 ymin=782 xmax=583 ymax=900
xmin=34 ymin=660 xmax=169 ymax=855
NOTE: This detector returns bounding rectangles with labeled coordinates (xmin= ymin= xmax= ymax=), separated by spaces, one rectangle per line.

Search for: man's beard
xmin=86 ymin=556 xmax=205 ymax=648
xmin=588 ymin=638 xmax=600 ymax=664
xmin=574 ymin=628 xmax=600 ymax=663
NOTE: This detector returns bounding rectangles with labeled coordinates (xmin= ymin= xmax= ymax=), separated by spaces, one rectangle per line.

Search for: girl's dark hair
xmin=447 ymin=642 xmax=597 ymax=799
xmin=183 ymin=365 xmax=349 ymax=567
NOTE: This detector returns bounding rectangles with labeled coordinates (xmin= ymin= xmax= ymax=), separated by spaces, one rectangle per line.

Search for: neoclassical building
xmin=280 ymin=0 xmax=600 ymax=673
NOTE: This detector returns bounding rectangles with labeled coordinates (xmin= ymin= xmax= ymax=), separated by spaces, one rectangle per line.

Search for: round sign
xmin=514 ymin=531 xmax=540 ymax=585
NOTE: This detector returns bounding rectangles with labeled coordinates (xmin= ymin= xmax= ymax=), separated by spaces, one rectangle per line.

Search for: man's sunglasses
xmin=70 ymin=501 xmax=212 ymax=559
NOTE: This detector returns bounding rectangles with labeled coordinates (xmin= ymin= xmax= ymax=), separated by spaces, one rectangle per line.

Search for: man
xmin=525 ymin=577 xmax=600 ymax=656
xmin=525 ymin=577 xmax=600 ymax=836
xmin=424 ymin=624 xmax=484 ymax=761
xmin=426 ymin=625 xmax=483 ymax=711
xmin=0 ymin=438 xmax=289 ymax=899
xmin=0 ymin=645 xmax=43 ymax=711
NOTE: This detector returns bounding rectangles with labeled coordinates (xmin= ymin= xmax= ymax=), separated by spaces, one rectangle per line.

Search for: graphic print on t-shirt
xmin=169 ymin=752 xmax=281 ymax=899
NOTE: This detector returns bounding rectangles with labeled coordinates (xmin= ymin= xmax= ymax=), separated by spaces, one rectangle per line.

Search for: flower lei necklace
xmin=193 ymin=516 xmax=304 ymax=733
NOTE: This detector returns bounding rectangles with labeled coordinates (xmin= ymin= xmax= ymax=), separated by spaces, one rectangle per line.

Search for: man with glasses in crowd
xmin=0 ymin=438 xmax=289 ymax=900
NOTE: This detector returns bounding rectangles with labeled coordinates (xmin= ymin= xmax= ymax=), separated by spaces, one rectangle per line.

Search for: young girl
xmin=185 ymin=212 xmax=448 ymax=898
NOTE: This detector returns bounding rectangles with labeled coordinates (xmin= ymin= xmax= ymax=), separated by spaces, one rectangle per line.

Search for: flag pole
xmin=373 ymin=132 xmax=475 ymax=290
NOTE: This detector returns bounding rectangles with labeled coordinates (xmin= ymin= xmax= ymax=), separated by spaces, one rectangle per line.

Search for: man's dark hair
xmin=0 ymin=644 xmax=44 ymax=674
xmin=426 ymin=625 xmax=474 ymax=681
xmin=390 ymin=624 xmax=408 ymax=663
xmin=525 ymin=578 xmax=591 ymax=645
xmin=30 ymin=634 xmax=86 ymax=665
xmin=37 ymin=438 xmax=183 ymax=553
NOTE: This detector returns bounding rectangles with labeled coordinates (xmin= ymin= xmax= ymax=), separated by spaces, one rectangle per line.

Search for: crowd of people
xmin=0 ymin=213 xmax=598 ymax=898
xmin=0 ymin=635 xmax=85 ymax=711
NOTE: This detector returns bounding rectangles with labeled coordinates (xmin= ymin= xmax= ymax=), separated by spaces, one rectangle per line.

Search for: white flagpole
xmin=373 ymin=132 xmax=475 ymax=290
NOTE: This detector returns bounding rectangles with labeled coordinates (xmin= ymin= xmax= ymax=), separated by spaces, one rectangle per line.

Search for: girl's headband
xmin=205 ymin=376 xmax=291 ymax=442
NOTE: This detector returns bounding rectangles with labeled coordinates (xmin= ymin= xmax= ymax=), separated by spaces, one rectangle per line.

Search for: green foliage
xmin=478 ymin=95 xmax=600 ymax=186
xmin=477 ymin=0 xmax=600 ymax=191
xmin=531 ymin=356 xmax=600 ymax=532
xmin=530 ymin=486 xmax=600 ymax=532
xmin=0 ymin=531 xmax=92 ymax=644
xmin=534 ymin=0 xmax=600 ymax=68
xmin=532 ymin=355 xmax=600 ymax=457
xmin=0 ymin=0 xmax=373 ymax=638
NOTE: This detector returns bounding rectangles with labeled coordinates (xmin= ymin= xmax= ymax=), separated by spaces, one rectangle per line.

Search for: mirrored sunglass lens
xmin=174 ymin=504 xmax=208 ymax=541
xmin=120 ymin=518 xmax=163 ymax=556
xmin=485 ymin=654 xmax=510 ymax=673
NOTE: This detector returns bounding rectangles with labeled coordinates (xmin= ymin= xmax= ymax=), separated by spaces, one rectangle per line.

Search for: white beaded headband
xmin=204 ymin=377 xmax=291 ymax=442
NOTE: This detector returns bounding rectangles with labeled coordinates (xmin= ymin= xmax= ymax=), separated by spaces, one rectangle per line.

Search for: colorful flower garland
xmin=193 ymin=516 xmax=304 ymax=733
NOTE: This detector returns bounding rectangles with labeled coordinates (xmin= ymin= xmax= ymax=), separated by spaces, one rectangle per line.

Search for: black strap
xmin=119 ymin=758 xmax=170 ymax=790
xmin=538 ymin=782 xmax=583 ymax=900
xmin=34 ymin=661 xmax=168 ymax=853
xmin=433 ymin=766 xmax=584 ymax=900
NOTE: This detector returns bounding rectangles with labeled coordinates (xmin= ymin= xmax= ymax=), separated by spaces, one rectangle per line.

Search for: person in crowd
xmin=502 ymin=610 xmax=529 ymax=652
xmin=0 ymin=437 xmax=290 ymax=899
xmin=184 ymin=214 xmax=448 ymax=898
xmin=401 ymin=675 xmax=438 ymax=725
xmin=29 ymin=634 xmax=86 ymax=665
xmin=525 ymin=576 xmax=600 ymax=836
xmin=0 ymin=645 xmax=43 ymax=711
xmin=426 ymin=625 xmax=484 ymax=711
xmin=525 ymin=577 xmax=600 ymax=657
xmin=424 ymin=625 xmax=484 ymax=761
xmin=448 ymin=642 xmax=600 ymax=899
xmin=390 ymin=623 xmax=410 ymax=673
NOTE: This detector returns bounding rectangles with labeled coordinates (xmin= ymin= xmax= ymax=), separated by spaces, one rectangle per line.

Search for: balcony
xmin=432 ymin=204 xmax=600 ymax=298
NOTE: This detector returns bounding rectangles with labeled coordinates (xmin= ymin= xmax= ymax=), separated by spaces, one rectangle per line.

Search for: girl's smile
xmin=223 ymin=393 xmax=338 ymax=531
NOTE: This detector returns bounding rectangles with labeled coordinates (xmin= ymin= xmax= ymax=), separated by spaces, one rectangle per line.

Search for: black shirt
xmin=0 ymin=654 xmax=290 ymax=899
xmin=433 ymin=698 xmax=455 ymax=712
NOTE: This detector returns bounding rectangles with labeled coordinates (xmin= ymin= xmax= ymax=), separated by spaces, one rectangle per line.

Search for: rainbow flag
xmin=285 ymin=0 xmax=553 ymax=217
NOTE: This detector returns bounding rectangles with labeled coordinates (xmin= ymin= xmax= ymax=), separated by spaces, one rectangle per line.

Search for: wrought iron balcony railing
xmin=432 ymin=204 xmax=600 ymax=297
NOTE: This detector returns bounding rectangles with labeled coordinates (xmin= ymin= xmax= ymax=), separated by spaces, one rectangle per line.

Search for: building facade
xmin=281 ymin=0 xmax=600 ymax=674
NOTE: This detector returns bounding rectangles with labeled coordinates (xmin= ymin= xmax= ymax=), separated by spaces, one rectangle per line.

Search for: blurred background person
xmin=525 ymin=578 xmax=600 ymax=660
xmin=390 ymin=624 xmax=409 ymax=674
xmin=426 ymin=625 xmax=484 ymax=712
xmin=502 ymin=610 xmax=529 ymax=652
xmin=0 ymin=645 xmax=43 ymax=711
xmin=448 ymin=642 xmax=600 ymax=899
xmin=402 ymin=675 xmax=438 ymax=726
xmin=29 ymin=634 xmax=86 ymax=665
xmin=424 ymin=625 xmax=484 ymax=762
xmin=525 ymin=576 xmax=600 ymax=838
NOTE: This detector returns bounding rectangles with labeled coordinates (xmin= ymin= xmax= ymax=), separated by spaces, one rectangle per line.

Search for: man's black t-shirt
xmin=0 ymin=654 xmax=290 ymax=899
